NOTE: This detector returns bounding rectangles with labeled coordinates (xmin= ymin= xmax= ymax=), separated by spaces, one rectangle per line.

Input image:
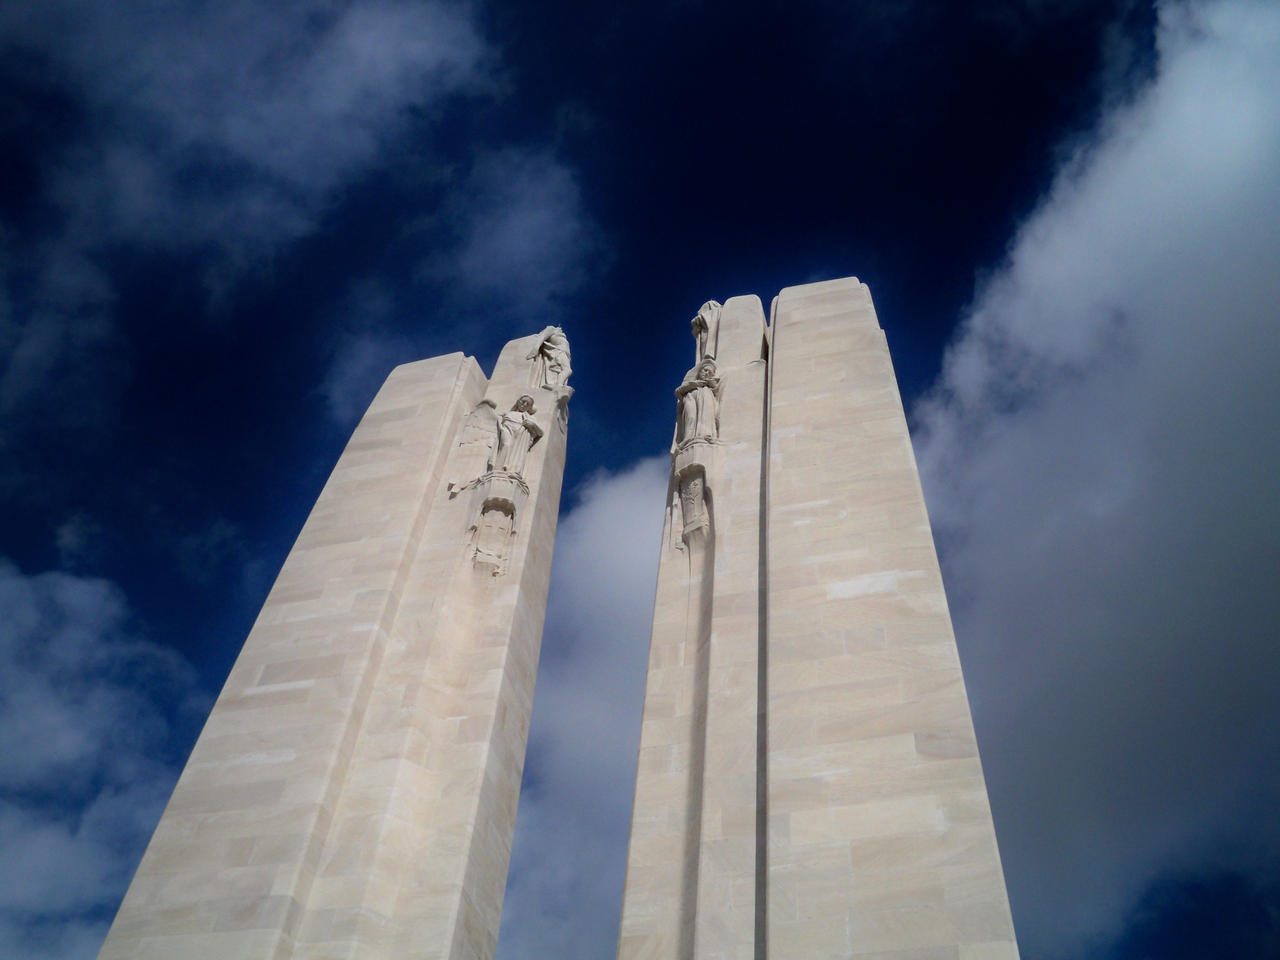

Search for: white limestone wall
xmin=99 ymin=334 xmax=569 ymax=960
xmin=765 ymin=277 xmax=1018 ymax=959
xmin=617 ymin=297 xmax=767 ymax=960
xmin=692 ymin=296 xmax=767 ymax=960
xmin=618 ymin=277 xmax=1018 ymax=960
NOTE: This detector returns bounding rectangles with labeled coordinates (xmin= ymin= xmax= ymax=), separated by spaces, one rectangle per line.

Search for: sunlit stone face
xmin=97 ymin=331 xmax=573 ymax=960
xmin=617 ymin=279 xmax=1020 ymax=960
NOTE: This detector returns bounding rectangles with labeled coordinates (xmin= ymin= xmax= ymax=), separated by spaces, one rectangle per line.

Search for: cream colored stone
xmin=617 ymin=278 xmax=1018 ymax=959
xmin=99 ymin=335 xmax=572 ymax=960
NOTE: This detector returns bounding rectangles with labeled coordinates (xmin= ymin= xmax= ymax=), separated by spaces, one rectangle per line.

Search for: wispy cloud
xmin=324 ymin=147 xmax=605 ymax=426
xmin=494 ymin=5 xmax=1280 ymax=957
xmin=913 ymin=1 xmax=1280 ymax=954
xmin=498 ymin=457 xmax=668 ymax=960
xmin=0 ymin=0 xmax=492 ymax=477
xmin=4 ymin=0 xmax=487 ymax=259
xmin=443 ymin=149 xmax=605 ymax=315
xmin=0 ymin=560 xmax=208 ymax=960
xmin=320 ymin=286 xmax=421 ymax=425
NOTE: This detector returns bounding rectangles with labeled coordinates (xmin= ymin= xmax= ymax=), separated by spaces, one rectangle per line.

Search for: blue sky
xmin=1 ymin=1 xmax=1278 ymax=958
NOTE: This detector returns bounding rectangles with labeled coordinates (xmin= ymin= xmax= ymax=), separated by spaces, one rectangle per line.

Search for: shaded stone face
xmin=617 ymin=278 xmax=1020 ymax=960
xmin=97 ymin=330 xmax=572 ymax=960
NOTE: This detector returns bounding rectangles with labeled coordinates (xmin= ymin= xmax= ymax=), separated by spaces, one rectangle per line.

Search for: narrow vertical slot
xmin=754 ymin=313 xmax=773 ymax=960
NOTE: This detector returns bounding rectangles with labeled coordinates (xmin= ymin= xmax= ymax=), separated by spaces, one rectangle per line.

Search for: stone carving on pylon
xmin=670 ymin=302 xmax=722 ymax=551
xmin=527 ymin=325 xmax=574 ymax=426
xmin=461 ymin=395 xmax=541 ymax=575
xmin=455 ymin=328 xmax=572 ymax=576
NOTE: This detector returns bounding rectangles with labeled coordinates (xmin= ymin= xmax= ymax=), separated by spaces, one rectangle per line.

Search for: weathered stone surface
xmin=617 ymin=278 xmax=1018 ymax=959
xmin=99 ymin=334 xmax=572 ymax=960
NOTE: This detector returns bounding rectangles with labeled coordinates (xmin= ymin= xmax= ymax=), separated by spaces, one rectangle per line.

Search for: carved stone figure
xmin=673 ymin=358 xmax=721 ymax=451
xmin=691 ymin=300 xmax=722 ymax=364
xmin=489 ymin=395 xmax=544 ymax=477
xmin=526 ymin=326 xmax=572 ymax=390
xmin=678 ymin=470 xmax=710 ymax=542
xmin=458 ymin=400 xmax=498 ymax=449
xmin=472 ymin=500 xmax=515 ymax=575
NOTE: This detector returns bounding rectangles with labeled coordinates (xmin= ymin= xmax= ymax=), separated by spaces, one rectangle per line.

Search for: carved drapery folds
xmin=456 ymin=327 xmax=571 ymax=577
xmin=669 ymin=303 xmax=724 ymax=550
xmin=526 ymin=326 xmax=573 ymax=391
xmin=691 ymin=300 xmax=721 ymax=365
xmin=675 ymin=301 xmax=723 ymax=454
xmin=461 ymin=395 xmax=544 ymax=575
xmin=489 ymin=395 xmax=544 ymax=477
xmin=673 ymin=359 xmax=721 ymax=452
xmin=526 ymin=325 xmax=574 ymax=428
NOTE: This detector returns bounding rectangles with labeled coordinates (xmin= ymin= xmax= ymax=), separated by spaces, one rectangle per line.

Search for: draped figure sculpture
xmin=673 ymin=358 xmax=721 ymax=452
xmin=489 ymin=395 xmax=544 ymax=479
xmin=691 ymin=300 xmax=722 ymax=365
xmin=526 ymin=326 xmax=572 ymax=391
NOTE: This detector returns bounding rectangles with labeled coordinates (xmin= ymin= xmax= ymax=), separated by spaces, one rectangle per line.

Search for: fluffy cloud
xmin=0 ymin=0 xmax=492 ymax=480
xmin=2 ymin=0 xmax=486 ymax=260
xmin=444 ymin=149 xmax=604 ymax=315
xmin=0 ymin=560 xmax=207 ymax=960
xmin=322 ymin=147 xmax=603 ymax=427
xmin=497 ymin=4 xmax=1280 ymax=957
xmin=498 ymin=457 xmax=669 ymax=960
xmin=913 ymin=1 xmax=1280 ymax=954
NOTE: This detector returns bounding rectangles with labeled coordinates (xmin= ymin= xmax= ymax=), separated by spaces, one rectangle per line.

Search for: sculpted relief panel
xmin=490 ymin=395 xmax=544 ymax=478
xmin=456 ymin=328 xmax=571 ymax=577
xmin=472 ymin=499 xmax=516 ymax=576
xmin=668 ymin=302 xmax=725 ymax=549
xmin=468 ymin=396 xmax=545 ymax=575
xmin=675 ymin=300 xmax=723 ymax=453
xmin=691 ymin=299 xmax=721 ymax=365
xmin=678 ymin=468 xmax=710 ymax=543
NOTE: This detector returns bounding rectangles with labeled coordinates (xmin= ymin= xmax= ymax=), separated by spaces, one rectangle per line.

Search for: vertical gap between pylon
xmin=755 ymin=318 xmax=772 ymax=960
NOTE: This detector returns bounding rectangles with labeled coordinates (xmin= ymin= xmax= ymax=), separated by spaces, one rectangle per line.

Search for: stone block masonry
xmin=616 ymin=277 xmax=1020 ymax=959
xmin=99 ymin=328 xmax=573 ymax=960
xmin=98 ymin=277 xmax=1019 ymax=960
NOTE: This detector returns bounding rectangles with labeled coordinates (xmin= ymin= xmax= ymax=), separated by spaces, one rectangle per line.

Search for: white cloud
xmin=446 ymin=149 xmax=604 ymax=314
xmin=5 ymin=0 xmax=486 ymax=258
xmin=497 ymin=6 xmax=1280 ymax=957
xmin=0 ymin=0 xmax=491 ymax=442
xmin=498 ymin=457 xmax=669 ymax=960
xmin=913 ymin=1 xmax=1280 ymax=954
xmin=0 ymin=560 xmax=207 ymax=960
xmin=322 ymin=329 xmax=420 ymax=426
xmin=323 ymin=148 xmax=604 ymax=426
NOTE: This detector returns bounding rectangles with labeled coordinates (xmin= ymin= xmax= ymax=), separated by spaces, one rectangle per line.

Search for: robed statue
xmin=489 ymin=395 xmax=544 ymax=478
xmin=526 ymin=326 xmax=572 ymax=390
xmin=673 ymin=358 xmax=721 ymax=451
xmin=690 ymin=300 xmax=722 ymax=364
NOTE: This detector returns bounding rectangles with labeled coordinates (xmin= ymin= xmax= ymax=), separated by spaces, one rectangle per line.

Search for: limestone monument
xmin=99 ymin=275 xmax=1019 ymax=960
xmin=617 ymin=277 xmax=1020 ymax=959
xmin=98 ymin=329 xmax=573 ymax=960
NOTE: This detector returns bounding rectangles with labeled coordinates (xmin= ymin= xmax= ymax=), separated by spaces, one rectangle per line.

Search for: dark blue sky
xmin=2 ymin=2 xmax=1278 ymax=958
xmin=1 ymin=0 xmax=1153 ymax=680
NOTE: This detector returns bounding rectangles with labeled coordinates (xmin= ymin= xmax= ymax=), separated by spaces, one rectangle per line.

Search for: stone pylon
xmin=99 ymin=329 xmax=573 ymax=960
xmin=616 ymin=278 xmax=1019 ymax=959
